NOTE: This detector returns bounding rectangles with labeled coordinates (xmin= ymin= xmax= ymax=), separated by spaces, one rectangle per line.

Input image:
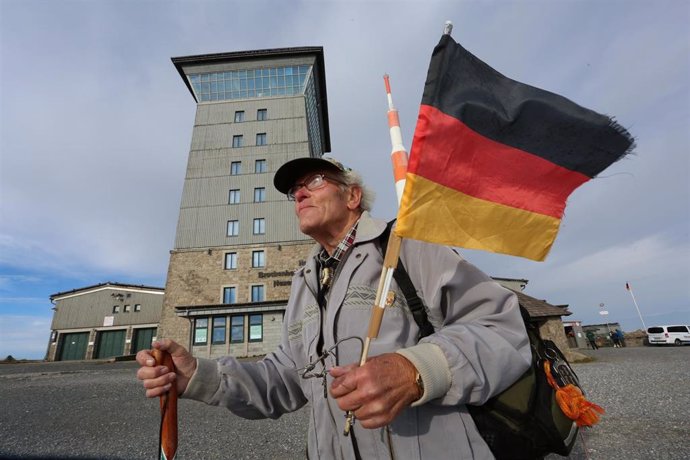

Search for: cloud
xmin=0 ymin=315 xmax=52 ymax=360
xmin=0 ymin=274 xmax=42 ymax=292
xmin=0 ymin=1 xmax=688 ymax=343
xmin=538 ymin=232 xmax=689 ymax=292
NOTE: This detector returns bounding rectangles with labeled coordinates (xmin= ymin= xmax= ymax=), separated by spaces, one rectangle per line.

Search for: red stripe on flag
xmin=409 ymin=105 xmax=590 ymax=219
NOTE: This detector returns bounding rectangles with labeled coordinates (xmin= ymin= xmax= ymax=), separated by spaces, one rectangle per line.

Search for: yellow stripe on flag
xmin=396 ymin=174 xmax=562 ymax=261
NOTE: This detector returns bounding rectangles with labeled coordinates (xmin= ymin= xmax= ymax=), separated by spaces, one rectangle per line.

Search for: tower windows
xmin=253 ymin=218 xmax=265 ymax=235
xmin=254 ymin=187 xmax=266 ymax=203
xmin=224 ymin=252 xmax=237 ymax=270
xmin=223 ymin=287 xmax=236 ymax=304
xmin=252 ymin=250 xmax=265 ymax=268
xmin=251 ymin=285 xmax=265 ymax=302
xmin=228 ymin=189 xmax=240 ymax=204
xmin=255 ymin=159 xmax=267 ymax=173
xmin=227 ymin=220 xmax=239 ymax=237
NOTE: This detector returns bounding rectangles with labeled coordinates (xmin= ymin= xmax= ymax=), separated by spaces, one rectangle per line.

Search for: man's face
xmin=291 ymin=171 xmax=353 ymax=238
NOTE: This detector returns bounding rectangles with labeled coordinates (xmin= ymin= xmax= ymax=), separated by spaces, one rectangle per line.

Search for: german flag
xmin=396 ymin=34 xmax=634 ymax=261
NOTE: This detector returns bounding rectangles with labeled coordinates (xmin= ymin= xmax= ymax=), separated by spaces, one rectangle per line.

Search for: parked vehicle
xmin=646 ymin=325 xmax=690 ymax=346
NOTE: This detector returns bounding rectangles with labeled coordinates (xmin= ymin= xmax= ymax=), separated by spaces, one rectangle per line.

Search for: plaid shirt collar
xmin=318 ymin=220 xmax=359 ymax=266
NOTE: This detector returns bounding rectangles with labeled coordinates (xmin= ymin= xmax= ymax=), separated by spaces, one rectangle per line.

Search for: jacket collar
xmin=301 ymin=211 xmax=387 ymax=261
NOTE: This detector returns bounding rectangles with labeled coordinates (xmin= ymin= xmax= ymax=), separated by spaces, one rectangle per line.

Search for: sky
xmin=1 ymin=0 xmax=688 ymax=359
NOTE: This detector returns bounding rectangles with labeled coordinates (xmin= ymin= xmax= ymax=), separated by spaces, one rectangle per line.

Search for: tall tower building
xmin=159 ymin=47 xmax=330 ymax=358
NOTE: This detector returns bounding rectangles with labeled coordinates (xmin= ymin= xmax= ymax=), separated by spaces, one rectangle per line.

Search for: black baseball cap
xmin=273 ymin=156 xmax=350 ymax=194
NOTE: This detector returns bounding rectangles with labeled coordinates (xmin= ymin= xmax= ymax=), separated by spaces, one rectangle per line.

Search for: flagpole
xmin=343 ymin=74 xmax=409 ymax=436
xmin=625 ymin=282 xmax=647 ymax=331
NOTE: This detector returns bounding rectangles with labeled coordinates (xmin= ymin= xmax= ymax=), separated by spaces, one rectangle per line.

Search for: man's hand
xmin=136 ymin=339 xmax=197 ymax=397
xmin=329 ymin=353 xmax=422 ymax=429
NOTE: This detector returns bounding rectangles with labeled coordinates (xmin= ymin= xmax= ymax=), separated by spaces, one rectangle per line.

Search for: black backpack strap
xmin=380 ymin=220 xmax=435 ymax=339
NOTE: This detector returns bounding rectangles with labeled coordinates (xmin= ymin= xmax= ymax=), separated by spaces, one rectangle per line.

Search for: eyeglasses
xmin=287 ymin=174 xmax=346 ymax=200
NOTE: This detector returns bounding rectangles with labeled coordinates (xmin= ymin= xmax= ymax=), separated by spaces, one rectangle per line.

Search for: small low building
xmin=47 ymin=282 xmax=164 ymax=361
xmin=509 ymin=289 xmax=573 ymax=355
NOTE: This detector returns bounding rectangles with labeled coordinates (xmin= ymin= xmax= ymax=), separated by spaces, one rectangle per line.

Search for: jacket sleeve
xmin=182 ymin=322 xmax=308 ymax=419
xmin=396 ymin=238 xmax=531 ymax=407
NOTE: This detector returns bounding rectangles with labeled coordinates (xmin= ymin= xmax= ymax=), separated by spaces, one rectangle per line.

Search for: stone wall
xmin=159 ymin=241 xmax=312 ymax=353
xmin=538 ymin=317 xmax=590 ymax=362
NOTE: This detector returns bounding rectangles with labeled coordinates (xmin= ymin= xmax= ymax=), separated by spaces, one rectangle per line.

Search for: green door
xmin=58 ymin=332 xmax=89 ymax=361
xmin=94 ymin=330 xmax=126 ymax=359
xmin=132 ymin=328 xmax=157 ymax=354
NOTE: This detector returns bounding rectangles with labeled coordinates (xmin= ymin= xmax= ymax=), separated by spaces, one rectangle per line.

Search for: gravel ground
xmin=0 ymin=346 xmax=688 ymax=459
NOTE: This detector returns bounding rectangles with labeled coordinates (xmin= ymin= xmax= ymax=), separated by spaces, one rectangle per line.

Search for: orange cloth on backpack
xmin=544 ymin=360 xmax=605 ymax=427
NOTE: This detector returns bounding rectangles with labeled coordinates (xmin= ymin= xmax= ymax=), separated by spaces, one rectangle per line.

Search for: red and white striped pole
xmin=384 ymin=74 xmax=409 ymax=205
xmin=343 ymin=75 xmax=410 ymax=436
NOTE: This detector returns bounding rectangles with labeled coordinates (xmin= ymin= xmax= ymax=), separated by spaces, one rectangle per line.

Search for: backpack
xmin=380 ymin=222 xmax=580 ymax=459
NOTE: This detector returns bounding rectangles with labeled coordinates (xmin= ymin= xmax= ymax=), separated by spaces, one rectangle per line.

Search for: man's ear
xmin=346 ymin=186 xmax=362 ymax=211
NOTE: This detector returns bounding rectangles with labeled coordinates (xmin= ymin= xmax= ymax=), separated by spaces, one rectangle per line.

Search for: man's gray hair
xmin=337 ymin=169 xmax=375 ymax=212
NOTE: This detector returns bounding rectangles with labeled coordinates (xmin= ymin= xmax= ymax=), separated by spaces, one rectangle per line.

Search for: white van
xmin=646 ymin=325 xmax=690 ymax=346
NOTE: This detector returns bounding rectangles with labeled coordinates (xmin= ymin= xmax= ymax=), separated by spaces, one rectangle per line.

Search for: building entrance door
xmin=94 ymin=329 xmax=126 ymax=359
xmin=58 ymin=332 xmax=89 ymax=361
xmin=132 ymin=328 xmax=157 ymax=354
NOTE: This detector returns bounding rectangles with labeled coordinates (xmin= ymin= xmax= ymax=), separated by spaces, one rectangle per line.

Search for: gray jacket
xmin=184 ymin=212 xmax=531 ymax=459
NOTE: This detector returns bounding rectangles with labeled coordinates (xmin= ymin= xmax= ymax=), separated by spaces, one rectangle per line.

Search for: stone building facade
xmin=159 ymin=46 xmax=330 ymax=357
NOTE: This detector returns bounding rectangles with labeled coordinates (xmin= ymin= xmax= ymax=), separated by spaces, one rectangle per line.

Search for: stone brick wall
xmin=159 ymin=241 xmax=313 ymax=353
xmin=538 ymin=317 xmax=582 ymax=361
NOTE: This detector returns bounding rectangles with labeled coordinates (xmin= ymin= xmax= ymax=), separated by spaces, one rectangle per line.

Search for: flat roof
xmin=171 ymin=46 xmax=331 ymax=153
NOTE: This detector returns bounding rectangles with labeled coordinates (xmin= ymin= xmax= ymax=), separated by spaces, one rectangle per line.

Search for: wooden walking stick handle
xmin=152 ymin=349 xmax=178 ymax=460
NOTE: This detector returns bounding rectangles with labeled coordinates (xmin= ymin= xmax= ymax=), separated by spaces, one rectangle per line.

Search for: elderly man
xmin=137 ymin=156 xmax=530 ymax=459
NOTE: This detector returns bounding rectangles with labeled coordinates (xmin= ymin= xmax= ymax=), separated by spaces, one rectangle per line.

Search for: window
xmin=249 ymin=314 xmax=263 ymax=342
xmin=112 ymin=305 xmax=120 ymax=314
xmin=193 ymin=318 xmax=208 ymax=345
xmin=232 ymin=135 xmax=244 ymax=148
xmin=255 ymin=159 xmax=267 ymax=173
xmin=188 ymin=66 xmax=311 ymax=102
xmin=253 ymin=218 xmax=265 ymax=235
xmin=254 ymin=187 xmax=266 ymax=203
xmin=234 ymin=110 xmax=245 ymax=123
xmin=252 ymin=250 xmax=265 ymax=268
xmin=223 ymin=287 xmax=236 ymax=304
xmin=224 ymin=252 xmax=237 ymax=270
xmin=231 ymin=315 xmax=244 ymax=343
xmin=251 ymin=285 xmax=264 ymax=302
xmin=256 ymin=133 xmax=267 ymax=146
xmin=228 ymin=189 xmax=240 ymax=204
xmin=257 ymin=109 xmax=267 ymax=121
xmin=124 ymin=304 xmax=131 ymax=313
xmin=134 ymin=304 xmax=141 ymax=312
xmin=227 ymin=220 xmax=239 ymax=237
xmin=212 ymin=316 xmax=226 ymax=344
xmin=230 ymin=161 xmax=241 ymax=175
